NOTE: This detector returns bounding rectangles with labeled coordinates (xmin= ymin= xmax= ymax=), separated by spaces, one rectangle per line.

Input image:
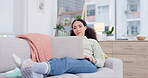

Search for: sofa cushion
xmin=0 ymin=38 xmax=30 ymax=73
xmin=47 ymin=74 xmax=80 ymax=78
xmin=0 ymin=73 xmax=17 ymax=78
xmin=76 ymin=68 xmax=114 ymax=78
xmin=0 ymin=73 xmax=80 ymax=78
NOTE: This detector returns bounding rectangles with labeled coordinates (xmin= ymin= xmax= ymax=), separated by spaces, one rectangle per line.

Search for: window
xmin=58 ymin=0 xmax=148 ymax=40
xmin=98 ymin=5 xmax=109 ymax=15
xmin=127 ymin=0 xmax=140 ymax=12
xmin=126 ymin=0 xmax=140 ymax=19
xmin=125 ymin=0 xmax=141 ymax=39
xmin=87 ymin=4 xmax=95 ymax=16
xmin=127 ymin=21 xmax=140 ymax=36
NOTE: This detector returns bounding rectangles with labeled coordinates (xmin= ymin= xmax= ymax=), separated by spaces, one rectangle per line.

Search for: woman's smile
xmin=76 ymin=31 xmax=81 ymax=35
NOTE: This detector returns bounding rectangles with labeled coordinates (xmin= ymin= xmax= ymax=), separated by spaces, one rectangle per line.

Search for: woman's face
xmin=72 ymin=21 xmax=87 ymax=36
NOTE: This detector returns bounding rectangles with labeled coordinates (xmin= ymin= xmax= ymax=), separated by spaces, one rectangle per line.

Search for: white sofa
xmin=0 ymin=37 xmax=123 ymax=78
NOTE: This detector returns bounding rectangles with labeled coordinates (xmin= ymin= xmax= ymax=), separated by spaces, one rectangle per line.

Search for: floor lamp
xmin=94 ymin=22 xmax=105 ymax=40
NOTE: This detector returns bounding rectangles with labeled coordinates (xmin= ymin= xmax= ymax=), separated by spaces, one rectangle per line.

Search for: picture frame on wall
xmin=37 ymin=0 xmax=45 ymax=13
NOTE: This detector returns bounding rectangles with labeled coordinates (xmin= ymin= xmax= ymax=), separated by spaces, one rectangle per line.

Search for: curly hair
xmin=70 ymin=19 xmax=98 ymax=41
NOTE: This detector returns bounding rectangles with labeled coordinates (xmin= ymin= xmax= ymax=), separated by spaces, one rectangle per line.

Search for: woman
xmin=12 ymin=19 xmax=105 ymax=78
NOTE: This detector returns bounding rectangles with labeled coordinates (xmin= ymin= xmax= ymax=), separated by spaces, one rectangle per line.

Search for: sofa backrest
xmin=0 ymin=37 xmax=30 ymax=73
xmin=0 ymin=36 xmax=84 ymax=73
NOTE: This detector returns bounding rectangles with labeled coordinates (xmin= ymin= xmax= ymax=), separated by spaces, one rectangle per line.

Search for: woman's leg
xmin=12 ymin=54 xmax=47 ymax=78
xmin=47 ymin=57 xmax=97 ymax=76
xmin=13 ymin=54 xmax=97 ymax=77
xmin=19 ymin=59 xmax=44 ymax=78
xmin=33 ymin=62 xmax=50 ymax=74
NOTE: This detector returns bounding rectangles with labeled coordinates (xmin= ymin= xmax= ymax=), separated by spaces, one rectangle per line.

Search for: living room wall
xmin=26 ymin=0 xmax=57 ymax=35
xmin=0 ymin=0 xmax=57 ymax=36
xmin=0 ymin=0 xmax=25 ymax=36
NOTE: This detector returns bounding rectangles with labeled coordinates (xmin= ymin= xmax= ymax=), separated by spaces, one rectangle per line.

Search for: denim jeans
xmin=46 ymin=57 xmax=97 ymax=76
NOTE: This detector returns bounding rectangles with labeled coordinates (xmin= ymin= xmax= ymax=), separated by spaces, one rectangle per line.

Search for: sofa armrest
xmin=104 ymin=58 xmax=123 ymax=78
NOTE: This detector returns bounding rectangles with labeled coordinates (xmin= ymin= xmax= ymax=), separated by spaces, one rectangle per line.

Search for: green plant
xmin=64 ymin=19 xmax=70 ymax=24
xmin=64 ymin=19 xmax=69 ymax=21
xmin=130 ymin=8 xmax=136 ymax=12
xmin=106 ymin=27 xmax=114 ymax=34
xmin=54 ymin=24 xmax=65 ymax=30
xmin=124 ymin=10 xmax=128 ymax=14
xmin=76 ymin=15 xmax=82 ymax=19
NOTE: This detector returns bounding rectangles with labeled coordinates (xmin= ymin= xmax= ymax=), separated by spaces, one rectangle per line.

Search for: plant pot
xmin=106 ymin=34 xmax=115 ymax=40
xmin=55 ymin=29 xmax=59 ymax=37
xmin=55 ymin=29 xmax=63 ymax=37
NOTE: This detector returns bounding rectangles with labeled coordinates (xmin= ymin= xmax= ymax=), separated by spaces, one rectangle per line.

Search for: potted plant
xmin=124 ymin=10 xmax=129 ymax=14
xmin=64 ymin=19 xmax=70 ymax=24
xmin=54 ymin=24 xmax=65 ymax=30
xmin=76 ymin=15 xmax=82 ymax=19
xmin=106 ymin=27 xmax=115 ymax=40
xmin=54 ymin=24 xmax=65 ymax=36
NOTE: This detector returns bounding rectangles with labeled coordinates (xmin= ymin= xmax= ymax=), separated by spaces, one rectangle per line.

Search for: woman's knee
xmin=90 ymin=66 xmax=97 ymax=73
xmin=61 ymin=57 xmax=76 ymax=62
xmin=81 ymin=61 xmax=97 ymax=73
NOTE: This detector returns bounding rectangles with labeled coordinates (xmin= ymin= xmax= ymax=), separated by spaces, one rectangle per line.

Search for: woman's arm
xmin=92 ymin=40 xmax=105 ymax=67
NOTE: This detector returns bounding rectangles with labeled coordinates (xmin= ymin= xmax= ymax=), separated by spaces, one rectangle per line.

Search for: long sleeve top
xmin=83 ymin=36 xmax=105 ymax=67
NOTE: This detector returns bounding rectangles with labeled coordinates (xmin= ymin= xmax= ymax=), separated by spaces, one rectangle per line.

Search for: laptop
xmin=51 ymin=36 xmax=84 ymax=59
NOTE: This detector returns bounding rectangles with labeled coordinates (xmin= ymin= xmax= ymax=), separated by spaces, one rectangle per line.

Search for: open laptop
xmin=51 ymin=36 xmax=84 ymax=59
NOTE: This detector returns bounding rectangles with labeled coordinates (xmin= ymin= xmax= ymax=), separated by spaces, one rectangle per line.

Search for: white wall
xmin=0 ymin=0 xmax=25 ymax=35
xmin=26 ymin=0 xmax=57 ymax=35
xmin=140 ymin=0 xmax=148 ymax=36
xmin=109 ymin=0 xmax=115 ymax=32
xmin=0 ymin=0 xmax=13 ymax=34
xmin=116 ymin=0 xmax=148 ymax=38
xmin=96 ymin=0 xmax=110 ymax=26
xmin=0 ymin=0 xmax=57 ymax=36
xmin=13 ymin=0 xmax=25 ymax=35
xmin=116 ymin=0 xmax=127 ymax=38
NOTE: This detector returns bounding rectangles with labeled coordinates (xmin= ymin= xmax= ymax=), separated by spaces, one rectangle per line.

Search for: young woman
xmin=12 ymin=19 xmax=105 ymax=78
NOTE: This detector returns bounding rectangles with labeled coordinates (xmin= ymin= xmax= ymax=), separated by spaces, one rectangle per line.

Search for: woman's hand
xmin=84 ymin=55 xmax=97 ymax=64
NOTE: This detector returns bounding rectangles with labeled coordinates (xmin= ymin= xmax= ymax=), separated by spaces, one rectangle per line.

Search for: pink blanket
xmin=17 ymin=33 xmax=52 ymax=62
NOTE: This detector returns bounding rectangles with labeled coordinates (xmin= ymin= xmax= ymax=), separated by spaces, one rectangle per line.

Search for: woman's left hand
xmin=84 ymin=55 xmax=97 ymax=64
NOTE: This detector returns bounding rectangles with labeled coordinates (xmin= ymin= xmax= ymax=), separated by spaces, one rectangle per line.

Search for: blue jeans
xmin=46 ymin=57 xmax=97 ymax=76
